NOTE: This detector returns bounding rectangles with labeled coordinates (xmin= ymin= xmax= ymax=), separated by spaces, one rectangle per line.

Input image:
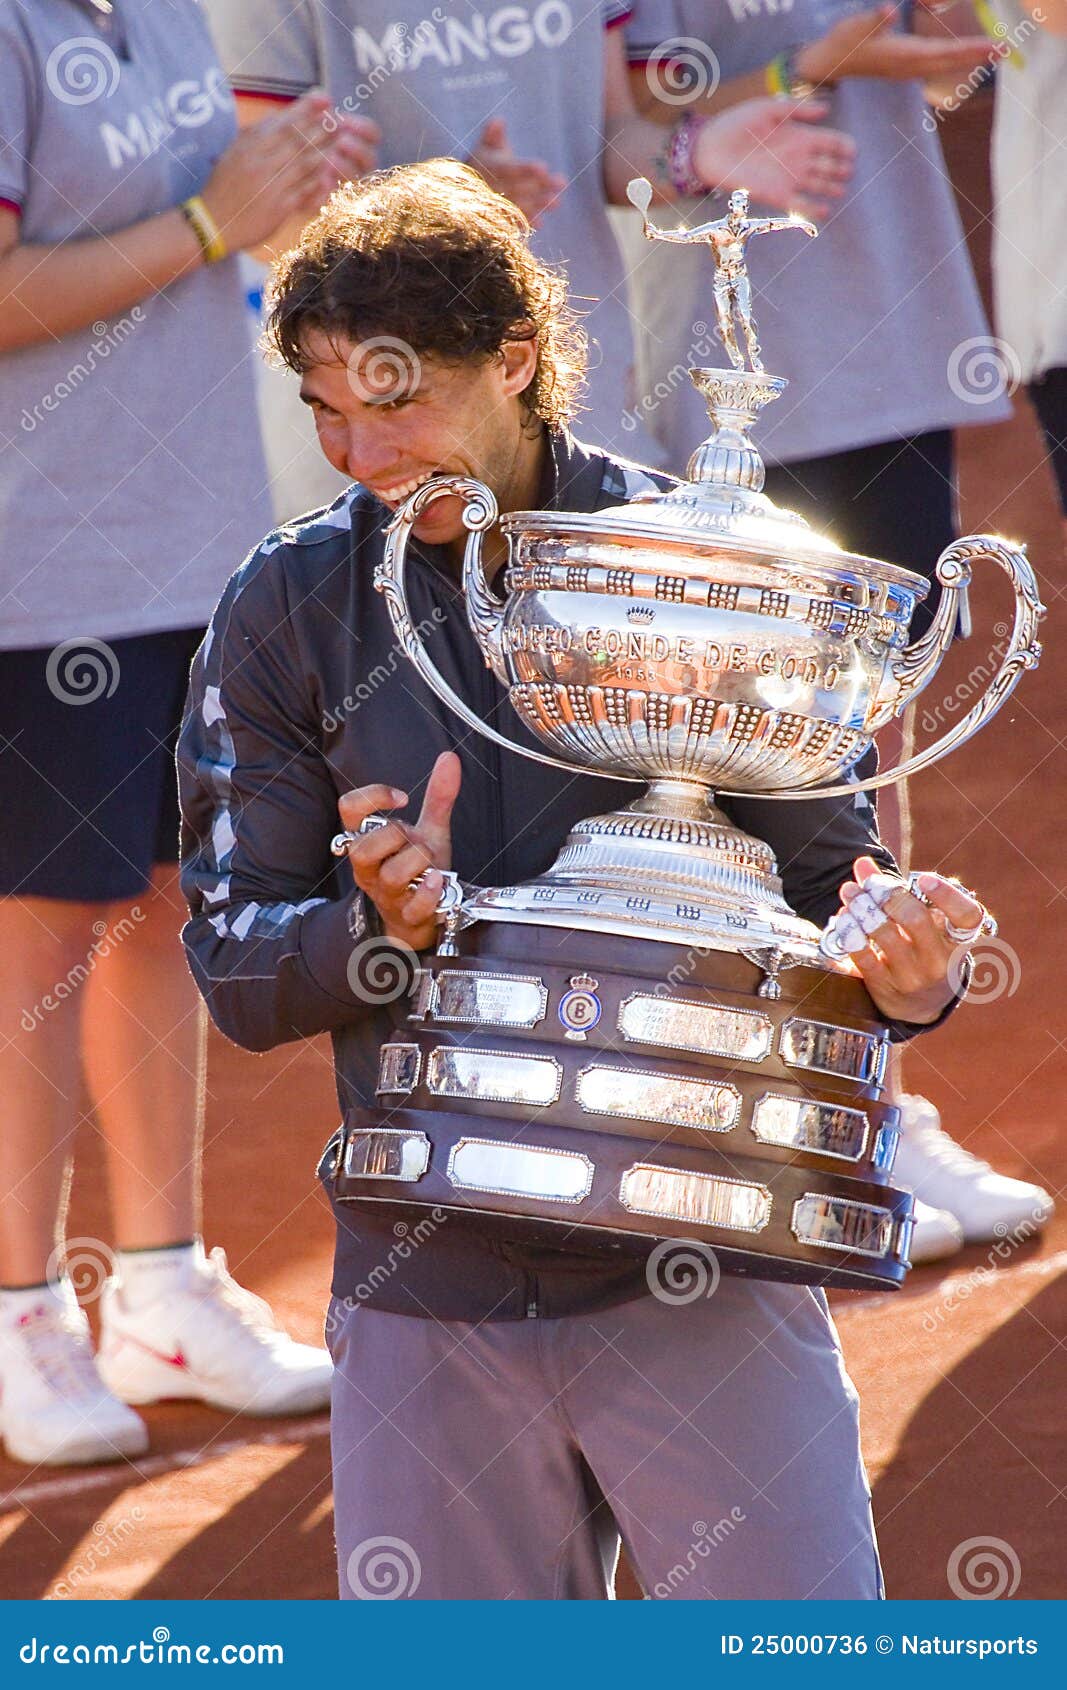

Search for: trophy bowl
xmin=491 ymin=494 xmax=923 ymax=794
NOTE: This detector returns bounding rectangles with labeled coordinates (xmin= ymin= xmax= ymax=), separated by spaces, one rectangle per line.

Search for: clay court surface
xmin=2 ymin=103 xmax=1065 ymax=1601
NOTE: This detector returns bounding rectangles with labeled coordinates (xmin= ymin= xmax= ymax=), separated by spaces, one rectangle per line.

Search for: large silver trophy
xmin=333 ymin=187 xmax=1044 ymax=1291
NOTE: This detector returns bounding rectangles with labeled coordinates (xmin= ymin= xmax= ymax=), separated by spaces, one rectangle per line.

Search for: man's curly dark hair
xmin=265 ymin=159 xmax=587 ymax=430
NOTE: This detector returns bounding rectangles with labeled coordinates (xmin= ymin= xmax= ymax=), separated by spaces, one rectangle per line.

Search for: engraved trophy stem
xmin=629 ymin=777 xmax=713 ymax=819
xmin=685 ymin=367 xmax=786 ymax=502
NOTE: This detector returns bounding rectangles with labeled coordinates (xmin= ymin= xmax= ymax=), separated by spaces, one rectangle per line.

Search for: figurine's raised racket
xmin=626 ymin=176 xmax=654 ymax=218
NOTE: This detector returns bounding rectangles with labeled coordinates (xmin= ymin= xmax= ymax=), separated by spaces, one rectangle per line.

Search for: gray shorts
xmin=325 ymin=1275 xmax=884 ymax=1601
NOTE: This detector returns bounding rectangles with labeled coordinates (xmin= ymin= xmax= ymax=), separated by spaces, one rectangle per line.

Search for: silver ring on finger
xmin=330 ymin=813 xmax=391 ymax=857
xmin=408 ymin=866 xmax=463 ymax=912
xmin=330 ymin=829 xmax=361 ymax=856
xmin=906 ymin=871 xmax=932 ymax=906
xmin=945 ymin=908 xmax=997 ymax=945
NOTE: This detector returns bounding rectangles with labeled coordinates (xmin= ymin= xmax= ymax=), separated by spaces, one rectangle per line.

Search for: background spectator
xmin=0 ymin=0 xmax=367 ymax=1468
xmin=989 ymin=0 xmax=1067 ymax=522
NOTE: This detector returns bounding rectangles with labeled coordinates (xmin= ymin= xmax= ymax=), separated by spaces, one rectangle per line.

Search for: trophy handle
xmin=729 ymin=534 xmax=1044 ymax=801
xmin=374 ymin=475 xmax=636 ymax=782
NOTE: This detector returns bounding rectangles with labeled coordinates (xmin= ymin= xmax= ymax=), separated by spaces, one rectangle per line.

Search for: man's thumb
xmin=479 ymin=117 xmax=508 ymax=153
xmin=418 ymin=750 xmax=462 ymax=838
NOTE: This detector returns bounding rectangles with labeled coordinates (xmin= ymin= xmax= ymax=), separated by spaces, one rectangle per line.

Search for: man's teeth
xmin=377 ymin=471 xmax=437 ymax=503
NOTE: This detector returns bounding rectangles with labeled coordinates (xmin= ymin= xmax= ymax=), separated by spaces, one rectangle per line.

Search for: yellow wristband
xmin=765 ymin=53 xmax=789 ymax=96
xmin=766 ymin=48 xmax=816 ymax=97
xmin=180 ymin=195 xmax=228 ymax=264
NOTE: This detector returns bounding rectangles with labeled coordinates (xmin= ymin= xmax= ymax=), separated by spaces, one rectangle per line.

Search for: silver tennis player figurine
xmin=626 ymin=179 xmax=816 ymax=372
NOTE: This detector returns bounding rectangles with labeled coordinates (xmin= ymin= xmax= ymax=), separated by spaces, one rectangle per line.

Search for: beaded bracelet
xmin=667 ymin=113 xmax=709 ymax=199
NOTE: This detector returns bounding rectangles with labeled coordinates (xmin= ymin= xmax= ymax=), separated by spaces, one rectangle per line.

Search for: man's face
xmin=728 ymin=190 xmax=748 ymax=223
xmin=299 ymin=331 xmax=540 ymax=549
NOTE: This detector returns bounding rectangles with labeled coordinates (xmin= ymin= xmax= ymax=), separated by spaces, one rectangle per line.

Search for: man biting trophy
xmin=179 ymin=160 xmax=1039 ymax=1600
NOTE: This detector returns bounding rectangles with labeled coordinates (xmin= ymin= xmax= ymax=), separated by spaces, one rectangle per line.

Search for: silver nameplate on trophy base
xmin=894 ymin=1212 xmax=914 ymax=1263
xmin=407 ymin=969 xmax=436 ymax=1022
xmin=751 ymin=1094 xmax=869 ymax=1162
xmin=618 ymin=995 xmax=774 ymax=1062
xmin=790 ymin=1194 xmax=894 ymax=1258
xmin=619 ymin=1164 xmax=771 ymax=1231
xmin=778 ymin=1019 xmax=888 ymax=1086
xmin=343 ymin=1128 xmax=430 ymax=1183
xmin=872 ymin=1124 xmax=899 ymax=1175
xmin=426 ymin=1047 xmax=563 ymax=1106
xmin=577 ymin=1065 xmax=740 ymax=1133
xmin=376 ymin=1043 xmax=421 ymax=1095
xmin=447 ymin=1138 xmax=594 ymax=1202
xmin=433 ymin=970 xmax=548 ymax=1028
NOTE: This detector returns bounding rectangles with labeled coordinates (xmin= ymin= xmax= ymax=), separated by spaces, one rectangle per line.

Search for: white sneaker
xmin=907 ymin=1199 xmax=965 ymax=1266
xmin=97 ymin=1242 xmax=332 ymax=1417
xmin=894 ymin=1093 xmax=1055 ymax=1246
xmin=0 ymin=1280 xmax=149 ymax=1467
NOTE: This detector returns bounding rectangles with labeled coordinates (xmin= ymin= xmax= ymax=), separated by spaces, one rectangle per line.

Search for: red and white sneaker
xmin=97 ymin=1243 xmax=332 ymax=1417
xmin=0 ymin=1280 xmax=148 ymax=1467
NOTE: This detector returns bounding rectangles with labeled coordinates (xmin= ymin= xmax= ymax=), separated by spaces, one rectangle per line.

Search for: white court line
xmin=835 ymin=1246 xmax=1067 ymax=1317
xmin=1 ymin=1414 xmax=330 ymax=1513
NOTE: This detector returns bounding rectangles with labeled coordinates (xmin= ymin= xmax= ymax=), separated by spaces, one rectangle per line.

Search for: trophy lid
xmin=502 ymin=502 xmax=929 ymax=600
xmin=503 ymin=363 xmax=927 ymax=600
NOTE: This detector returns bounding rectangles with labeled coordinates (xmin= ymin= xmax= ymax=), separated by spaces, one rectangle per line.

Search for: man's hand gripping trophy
xmin=626 ymin=180 xmax=817 ymax=373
